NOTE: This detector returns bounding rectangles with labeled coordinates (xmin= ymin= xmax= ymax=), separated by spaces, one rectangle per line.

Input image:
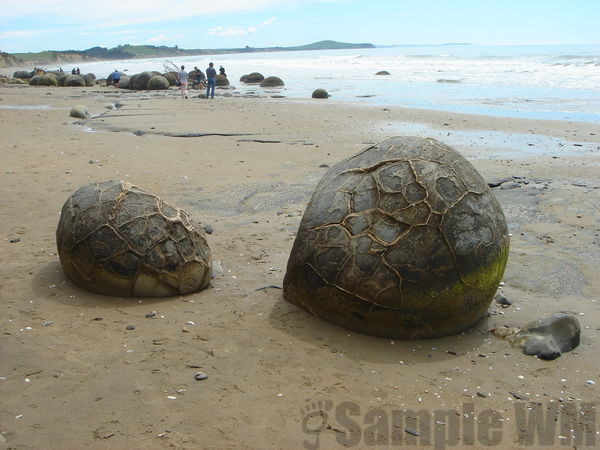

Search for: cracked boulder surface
xmin=56 ymin=180 xmax=212 ymax=297
xmin=283 ymin=136 xmax=510 ymax=339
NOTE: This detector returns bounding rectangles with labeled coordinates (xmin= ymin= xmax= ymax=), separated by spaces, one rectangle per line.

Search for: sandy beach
xmin=1 ymin=82 xmax=599 ymax=449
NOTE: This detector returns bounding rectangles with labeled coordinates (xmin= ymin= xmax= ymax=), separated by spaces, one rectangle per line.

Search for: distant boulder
xmin=162 ymin=72 xmax=178 ymax=86
xmin=240 ymin=72 xmax=264 ymax=84
xmin=148 ymin=75 xmax=169 ymax=90
xmin=57 ymin=74 xmax=68 ymax=86
xmin=133 ymin=71 xmax=154 ymax=90
xmin=216 ymin=74 xmax=229 ymax=87
xmin=312 ymin=88 xmax=329 ymax=99
xmin=13 ymin=70 xmax=32 ymax=79
xmin=64 ymin=75 xmax=86 ymax=87
xmin=70 ymin=105 xmax=90 ymax=119
xmin=127 ymin=74 xmax=138 ymax=90
xmin=29 ymin=74 xmax=58 ymax=86
xmin=117 ymin=75 xmax=131 ymax=89
xmin=375 ymin=71 xmax=391 ymax=75
xmin=260 ymin=76 xmax=284 ymax=87
xmin=82 ymin=74 xmax=95 ymax=86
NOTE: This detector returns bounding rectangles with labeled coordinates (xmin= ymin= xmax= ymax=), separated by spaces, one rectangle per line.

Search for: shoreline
xmin=1 ymin=84 xmax=599 ymax=448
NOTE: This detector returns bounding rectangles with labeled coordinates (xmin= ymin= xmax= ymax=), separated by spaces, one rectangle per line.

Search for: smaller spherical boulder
xmin=312 ymin=89 xmax=329 ymax=99
xmin=260 ymin=76 xmax=284 ymax=87
xmin=70 ymin=105 xmax=90 ymax=119
xmin=148 ymin=75 xmax=169 ymax=90
xmin=64 ymin=75 xmax=86 ymax=87
xmin=375 ymin=71 xmax=391 ymax=75
xmin=240 ymin=72 xmax=264 ymax=84
xmin=56 ymin=180 xmax=212 ymax=297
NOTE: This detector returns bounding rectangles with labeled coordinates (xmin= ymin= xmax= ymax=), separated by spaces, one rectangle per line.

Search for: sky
xmin=1 ymin=0 xmax=599 ymax=53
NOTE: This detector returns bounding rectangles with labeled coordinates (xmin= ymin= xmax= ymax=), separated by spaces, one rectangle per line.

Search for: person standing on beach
xmin=178 ymin=65 xmax=188 ymax=99
xmin=206 ymin=62 xmax=217 ymax=99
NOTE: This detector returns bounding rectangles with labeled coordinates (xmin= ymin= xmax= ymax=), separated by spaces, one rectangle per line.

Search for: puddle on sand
xmin=388 ymin=122 xmax=600 ymax=160
xmin=0 ymin=104 xmax=58 ymax=110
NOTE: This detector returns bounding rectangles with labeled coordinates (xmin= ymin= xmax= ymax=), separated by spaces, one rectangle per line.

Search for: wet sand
xmin=1 ymin=83 xmax=599 ymax=449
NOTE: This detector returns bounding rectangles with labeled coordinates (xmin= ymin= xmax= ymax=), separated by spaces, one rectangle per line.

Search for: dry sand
xmin=1 ymin=83 xmax=599 ymax=449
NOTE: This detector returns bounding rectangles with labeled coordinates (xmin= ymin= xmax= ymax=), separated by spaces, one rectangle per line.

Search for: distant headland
xmin=0 ymin=40 xmax=375 ymax=68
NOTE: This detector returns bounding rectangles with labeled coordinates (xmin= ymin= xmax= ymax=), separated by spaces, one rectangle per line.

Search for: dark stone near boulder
xmin=64 ymin=75 xmax=86 ymax=87
xmin=260 ymin=76 xmax=284 ymax=87
xmin=376 ymin=71 xmax=391 ymax=75
xmin=312 ymin=88 xmax=329 ymax=99
xmin=517 ymin=313 xmax=580 ymax=360
xmin=133 ymin=71 xmax=153 ymax=90
xmin=148 ymin=75 xmax=169 ymax=90
xmin=240 ymin=72 xmax=265 ymax=84
xmin=283 ymin=136 xmax=510 ymax=339
xmin=495 ymin=293 xmax=512 ymax=306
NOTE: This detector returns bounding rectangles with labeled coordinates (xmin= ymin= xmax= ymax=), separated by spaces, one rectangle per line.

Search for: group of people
xmin=177 ymin=63 xmax=224 ymax=99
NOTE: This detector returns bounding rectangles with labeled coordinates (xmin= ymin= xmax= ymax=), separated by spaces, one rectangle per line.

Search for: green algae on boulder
xmin=283 ymin=136 xmax=510 ymax=339
xmin=56 ymin=180 xmax=212 ymax=298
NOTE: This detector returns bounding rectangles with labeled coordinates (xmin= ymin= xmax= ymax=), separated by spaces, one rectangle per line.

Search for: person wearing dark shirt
xmin=206 ymin=62 xmax=217 ymax=99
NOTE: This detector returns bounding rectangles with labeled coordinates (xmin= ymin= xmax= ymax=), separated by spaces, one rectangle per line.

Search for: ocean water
xmin=54 ymin=44 xmax=600 ymax=122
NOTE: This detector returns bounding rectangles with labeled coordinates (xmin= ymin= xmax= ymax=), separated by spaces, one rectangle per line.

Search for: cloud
xmin=207 ymin=26 xmax=257 ymax=37
xmin=0 ymin=1 xmax=328 ymax=29
xmin=147 ymin=34 xmax=175 ymax=44
xmin=0 ymin=30 xmax=42 ymax=39
xmin=261 ymin=17 xmax=277 ymax=26
xmin=206 ymin=15 xmax=276 ymax=38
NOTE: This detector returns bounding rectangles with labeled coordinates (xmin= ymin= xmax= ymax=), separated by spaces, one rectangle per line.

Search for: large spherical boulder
xmin=312 ymin=88 xmax=329 ymax=99
xmin=69 ymin=105 xmax=90 ymax=119
xmin=240 ymin=72 xmax=264 ymax=84
xmin=283 ymin=136 xmax=509 ymax=339
xmin=215 ymin=74 xmax=229 ymax=87
xmin=133 ymin=71 xmax=153 ymax=90
xmin=148 ymin=75 xmax=169 ymax=90
xmin=56 ymin=180 xmax=212 ymax=297
xmin=64 ymin=75 xmax=85 ymax=87
xmin=260 ymin=76 xmax=284 ymax=87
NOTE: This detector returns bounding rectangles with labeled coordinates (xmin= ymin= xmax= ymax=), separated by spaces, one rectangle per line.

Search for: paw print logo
xmin=301 ymin=399 xmax=333 ymax=450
